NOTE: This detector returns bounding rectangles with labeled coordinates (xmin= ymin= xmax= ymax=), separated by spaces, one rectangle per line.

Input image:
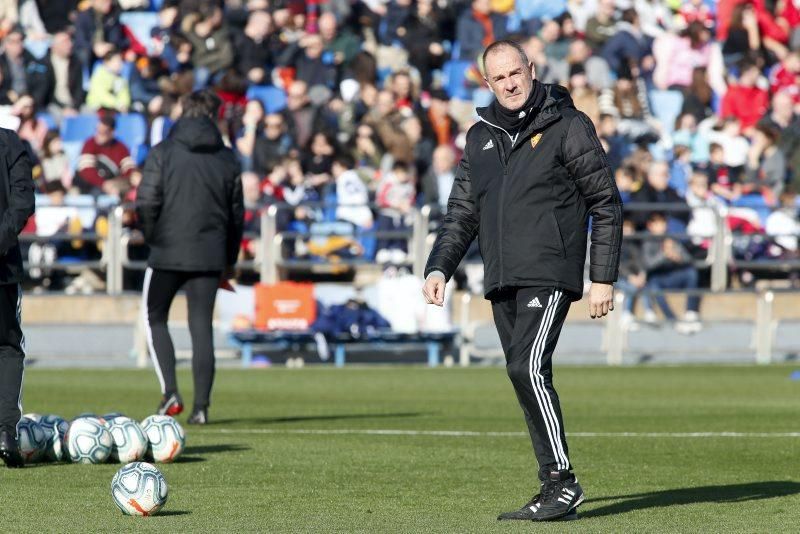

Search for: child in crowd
xmin=375 ymin=162 xmax=415 ymax=264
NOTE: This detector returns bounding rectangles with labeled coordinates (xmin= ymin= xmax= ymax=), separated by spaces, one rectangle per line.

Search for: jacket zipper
xmin=479 ymin=116 xmax=514 ymax=290
xmin=478 ymin=111 xmax=560 ymax=291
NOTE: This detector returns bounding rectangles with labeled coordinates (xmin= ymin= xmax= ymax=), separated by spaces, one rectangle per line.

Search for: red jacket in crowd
xmin=720 ymin=84 xmax=769 ymax=131
xmin=76 ymin=137 xmax=135 ymax=192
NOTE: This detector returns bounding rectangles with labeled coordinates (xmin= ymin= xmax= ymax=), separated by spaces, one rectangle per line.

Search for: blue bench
xmin=229 ymin=330 xmax=458 ymax=368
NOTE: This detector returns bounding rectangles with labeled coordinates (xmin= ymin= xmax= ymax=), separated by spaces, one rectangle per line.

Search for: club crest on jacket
xmin=530 ymin=132 xmax=543 ymax=150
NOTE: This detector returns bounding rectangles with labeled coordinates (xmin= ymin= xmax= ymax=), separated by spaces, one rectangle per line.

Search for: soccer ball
xmin=39 ymin=415 xmax=69 ymax=462
xmin=141 ymin=415 xmax=185 ymax=463
xmin=108 ymin=417 xmax=148 ymax=463
xmin=66 ymin=417 xmax=113 ymax=464
xmin=17 ymin=417 xmax=49 ymax=464
xmin=110 ymin=462 xmax=168 ymax=516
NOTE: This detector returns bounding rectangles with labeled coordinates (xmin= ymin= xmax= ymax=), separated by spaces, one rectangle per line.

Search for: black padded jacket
xmin=137 ymin=117 xmax=244 ymax=272
xmin=424 ymin=84 xmax=623 ymax=299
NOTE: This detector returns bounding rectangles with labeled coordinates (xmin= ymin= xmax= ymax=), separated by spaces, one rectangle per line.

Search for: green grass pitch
xmin=4 ymin=365 xmax=800 ymax=532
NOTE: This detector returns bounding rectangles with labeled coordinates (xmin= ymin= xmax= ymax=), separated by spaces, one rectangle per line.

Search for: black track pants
xmin=491 ymin=286 xmax=572 ymax=476
xmin=143 ymin=268 xmax=220 ymax=410
xmin=0 ymin=284 xmax=24 ymax=436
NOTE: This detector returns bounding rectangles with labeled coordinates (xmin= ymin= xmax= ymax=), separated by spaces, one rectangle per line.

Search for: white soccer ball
xmin=17 ymin=417 xmax=49 ymax=464
xmin=111 ymin=462 xmax=168 ymax=516
xmin=39 ymin=414 xmax=69 ymax=462
xmin=141 ymin=415 xmax=185 ymax=463
xmin=66 ymin=417 xmax=113 ymax=464
xmin=109 ymin=417 xmax=148 ymax=463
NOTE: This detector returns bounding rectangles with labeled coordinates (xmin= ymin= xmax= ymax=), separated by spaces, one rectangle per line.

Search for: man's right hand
xmin=422 ymin=274 xmax=446 ymax=307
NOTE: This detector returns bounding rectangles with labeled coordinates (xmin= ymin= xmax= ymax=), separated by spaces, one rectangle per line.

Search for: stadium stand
xmin=1 ymin=0 xmax=799 ymax=364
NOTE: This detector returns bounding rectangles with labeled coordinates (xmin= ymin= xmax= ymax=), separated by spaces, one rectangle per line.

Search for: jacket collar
xmin=476 ymin=83 xmax=573 ymax=147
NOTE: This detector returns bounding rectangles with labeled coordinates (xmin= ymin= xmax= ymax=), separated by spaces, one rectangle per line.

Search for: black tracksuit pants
xmin=491 ymin=286 xmax=573 ymax=477
xmin=0 ymin=284 xmax=24 ymax=437
xmin=143 ymin=268 xmax=220 ymax=410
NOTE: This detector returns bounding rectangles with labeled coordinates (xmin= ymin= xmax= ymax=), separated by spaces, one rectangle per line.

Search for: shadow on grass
xmin=209 ymin=412 xmax=426 ymax=426
xmin=156 ymin=510 xmax=191 ymax=517
xmin=582 ymin=481 xmax=800 ymax=519
xmin=172 ymin=455 xmax=206 ymax=464
xmin=183 ymin=444 xmax=250 ymax=455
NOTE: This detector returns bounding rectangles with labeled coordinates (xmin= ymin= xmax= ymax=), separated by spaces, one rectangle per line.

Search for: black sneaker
xmin=529 ymin=470 xmax=584 ymax=521
xmin=187 ymin=408 xmax=207 ymax=425
xmin=157 ymin=392 xmax=184 ymax=416
xmin=0 ymin=429 xmax=24 ymax=468
xmin=497 ymin=488 xmax=578 ymax=521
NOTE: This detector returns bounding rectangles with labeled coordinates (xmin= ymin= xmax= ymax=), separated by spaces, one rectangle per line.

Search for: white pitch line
xmin=194 ymin=428 xmax=800 ymax=438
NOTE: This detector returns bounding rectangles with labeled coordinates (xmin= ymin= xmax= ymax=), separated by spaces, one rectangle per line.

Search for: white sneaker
xmin=390 ymin=249 xmax=407 ymax=265
xmin=375 ymin=249 xmax=391 ymax=264
xmin=642 ymin=309 xmax=659 ymax=324
xmin=683 ymin=311 xmax=700 ymax=322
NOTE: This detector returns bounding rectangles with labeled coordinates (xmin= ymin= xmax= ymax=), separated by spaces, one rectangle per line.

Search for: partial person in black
xmin=137 ymin=90 xmax=244 ymax=425
xmin=422 ymin=40 xmax=623 ymax=521
xmin=0 ymin=128 xmax=35 ymax=468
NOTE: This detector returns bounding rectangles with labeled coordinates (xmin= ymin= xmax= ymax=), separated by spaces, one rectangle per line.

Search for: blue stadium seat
xmin=246 ymin=86 xmax=287 ymax=114
xmin=442 ymin=60 xmax=474 ymax=100
xmin=61 ymin=115 xmax=98 ymax=143
xmin=649 ymin=90 xmax=684 ymax=136
xmin=62 ymin=141 xmax=84 ymax=171
xmin=37 ymin=112 xmax=57 ymax=131
xmin=116 ymin=113 xmax=147 ymax=149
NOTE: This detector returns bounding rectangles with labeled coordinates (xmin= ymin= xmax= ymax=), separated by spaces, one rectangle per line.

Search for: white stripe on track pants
xmin=491 ymin=286 xmax=573 ymax=476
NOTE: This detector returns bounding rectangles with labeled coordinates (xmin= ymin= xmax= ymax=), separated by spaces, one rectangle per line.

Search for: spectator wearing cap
xmin=86 ymin=48 xmax=131 ymax=113
xmin=456 ymin=0 xmax=508 ymax=62
xmin=398 ymin=0 xmax=447 ymax=90
xmin=0 ymin=25 xmax=39 ymax=104
xmin=720 ymin=60 xmax=769 ymax=134
xmin=601 ymin=9 xmax=653 ymax=79
xmin=75 ymin=112 xmax=135 ymax=197
xmin=33 ymin=31 xmax=86 ymax=117
xmin=74 ymin=0 xmax=129 ymax=70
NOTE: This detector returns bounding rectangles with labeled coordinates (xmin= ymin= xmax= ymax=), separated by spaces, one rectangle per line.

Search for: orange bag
xmin=254 ymin=282 xmax=316 ymax=331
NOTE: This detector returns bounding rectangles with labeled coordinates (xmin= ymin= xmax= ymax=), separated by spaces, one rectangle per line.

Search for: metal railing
xmin=23 ymin=200 xmax=800 ymax=295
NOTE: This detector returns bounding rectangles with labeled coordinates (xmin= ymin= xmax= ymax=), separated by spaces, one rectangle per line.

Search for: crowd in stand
xmin=0 ymin=0 xmax=798 ymax=309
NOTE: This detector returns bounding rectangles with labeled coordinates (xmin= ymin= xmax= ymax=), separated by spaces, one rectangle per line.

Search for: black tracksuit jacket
xmin=424 ymin=84 xmax=623 ymax=298
xmin=137 ymin=117 xmax=244 ymax=272
xmin=0 ymin=129 xmax=35 ymax=285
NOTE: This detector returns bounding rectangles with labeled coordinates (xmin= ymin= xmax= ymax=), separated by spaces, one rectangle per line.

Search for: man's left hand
xmin=588 ymin=282 xmax=614 ymax=319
